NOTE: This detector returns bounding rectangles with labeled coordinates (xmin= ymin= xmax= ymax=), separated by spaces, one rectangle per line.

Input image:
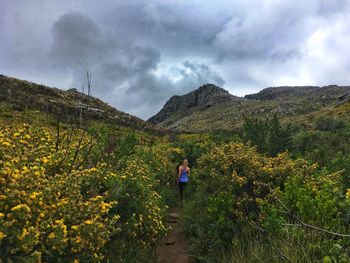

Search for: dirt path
xmin=156 ymin=208 xmax=194 ymax=263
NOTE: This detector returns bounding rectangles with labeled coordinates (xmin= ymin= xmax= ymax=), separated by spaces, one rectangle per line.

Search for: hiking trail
xmin=156 ymin=207 xmax=194 ymax=263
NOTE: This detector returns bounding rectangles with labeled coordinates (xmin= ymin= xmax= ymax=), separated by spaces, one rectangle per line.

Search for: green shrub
xmin=183 ymin=141 xmax=350 ymax=262
xmin=315 ymin=116 xmax=346 ymax=131
xmin=242 ymin=114 xmax=293 ymax=156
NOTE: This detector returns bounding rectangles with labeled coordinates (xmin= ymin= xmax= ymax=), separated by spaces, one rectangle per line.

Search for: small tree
xmin=242 ymin=115 xmax=268 ymax=153
xmin=242 ymin=114 xmax=293 ymax=156
xmin=267 ymin=114 xmax=293 ymax=156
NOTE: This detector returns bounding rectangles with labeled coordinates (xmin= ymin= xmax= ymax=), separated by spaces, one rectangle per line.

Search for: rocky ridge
xmin=149 ymin=84 xmax=350 ymax=132
xmin=148 ymin=84 xmax=241 ymax=124
xmin=245 ymin=85 xmax=350 ymax=101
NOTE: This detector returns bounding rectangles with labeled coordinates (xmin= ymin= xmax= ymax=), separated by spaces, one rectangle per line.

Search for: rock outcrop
xmin=245 ymin=85 xmax=350 ymax=101
xmin=148 ymin=84 xmax=239 ymax=124
xmin=338 ymin=93 xmax=350 ymax=103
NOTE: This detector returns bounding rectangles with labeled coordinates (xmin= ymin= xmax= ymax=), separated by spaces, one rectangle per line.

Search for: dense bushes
xmin=183 ymin=142 xmax=350 ymax=262
xmin=294 ymin=128 xmax=350 ymax=167
xmin=172 ymin=134 xmax=213 ymax=166
xmin=0 ymin=124 xmax=173 ymax=262
xmin=2 ymin=114 xmax=350 ymax=262
xmin=328 ymin=153 xmax=350 ymax=191
xmin=314 ymin=116 xmax=346 ymax=131
xmin=242 ymin=114 xmax=293 ymax=156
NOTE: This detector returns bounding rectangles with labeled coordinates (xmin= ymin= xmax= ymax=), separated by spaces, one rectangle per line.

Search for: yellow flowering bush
xmin=0 ymin=124 xmax=169 ymax=262
xmin=143 ymin=143 xmax=183 ymax=185
xmin=102 ymin=155 xmax=168 ymax=259
xmin=185 ymin=143 xmax=348 ymax=258
xmin=190 ymin=143 xmax=303 ymax=220
xmin=173 ymin=133 xmax=213 ymax=166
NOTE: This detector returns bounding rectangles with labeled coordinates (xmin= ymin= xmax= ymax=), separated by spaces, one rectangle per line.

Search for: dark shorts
xmin=179 ymin=181 xmax=187 ymax=190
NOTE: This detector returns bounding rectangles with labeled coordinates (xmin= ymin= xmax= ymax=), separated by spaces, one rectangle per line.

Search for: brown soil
xmin=156 ymin=208 xmax=195 ymax=263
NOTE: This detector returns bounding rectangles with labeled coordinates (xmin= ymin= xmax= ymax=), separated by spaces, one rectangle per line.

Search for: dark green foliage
xmin=242 ymin=114 xmax=294 ymax=156
xmin=294 ymin=128 xmax=350 ymax=167
xmin=242 ymin=115 xmax=268 ymax=153
xmin=315 ymin=116 xmax=347 ymax=131
xmin=87 ymin=124 xmax=139 ymax=168
xmin=172 ymin=135 xmax=212 ymax=166
xmin=208 ymin=129 xmax=241 ymax=144
xmin=268 ymin=115 xmax=293 ymax=156
xmin=329 ymin=153 xmax=350 ymax=190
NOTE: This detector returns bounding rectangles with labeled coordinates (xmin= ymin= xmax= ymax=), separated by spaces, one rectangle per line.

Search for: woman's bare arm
xmin=177 ymin=166 xmax=182 ymax=183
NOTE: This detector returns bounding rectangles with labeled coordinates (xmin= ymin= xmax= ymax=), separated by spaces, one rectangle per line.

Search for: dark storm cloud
xmin=50 ymin=12 xmax=103 ymax=67
xmin=1 ymin=0 xmax=350 ymax=118
xmin=122 ymin=60 xmax=225 ymax=117
xmin=47 ymin=11 xmax=224 ymax=118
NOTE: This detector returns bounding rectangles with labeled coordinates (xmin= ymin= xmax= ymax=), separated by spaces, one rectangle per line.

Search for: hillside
xmin=149 ymin=84 xmax=350 ymax=132
xmin=149 ymin=84 xmax=241 ymax=124
xmin=0 ymin=75 xmax=165 ymax=134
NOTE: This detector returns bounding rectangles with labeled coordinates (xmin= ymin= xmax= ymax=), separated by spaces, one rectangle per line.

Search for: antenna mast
xmin=87 ymin=71 xmax=92 ymax=97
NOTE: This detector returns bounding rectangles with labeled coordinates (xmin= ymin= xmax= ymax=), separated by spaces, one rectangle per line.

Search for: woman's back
xmin=178 ymin=160 xmax=190 ymax=201
xmin=179 ymin=166 xmax=189 ymax=182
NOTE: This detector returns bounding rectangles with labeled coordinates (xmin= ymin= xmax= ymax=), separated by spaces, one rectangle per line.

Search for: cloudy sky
xmin=1 ymin=0 xmax=350 ymax=119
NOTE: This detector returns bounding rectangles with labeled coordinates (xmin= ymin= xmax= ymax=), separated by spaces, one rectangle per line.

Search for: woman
xmin=177 ymin=159 xmax=190 ymax=201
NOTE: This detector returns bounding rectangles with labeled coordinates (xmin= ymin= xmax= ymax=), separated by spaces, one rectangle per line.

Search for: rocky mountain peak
xmin=197 ymin=83 xmax=227 ymax=93
xmin=148 ymin=84 xmax=237 ymax=124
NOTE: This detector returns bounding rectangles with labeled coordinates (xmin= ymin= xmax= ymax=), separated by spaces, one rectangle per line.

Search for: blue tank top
xmin=179 ymin=167 xmax=188 ymax=182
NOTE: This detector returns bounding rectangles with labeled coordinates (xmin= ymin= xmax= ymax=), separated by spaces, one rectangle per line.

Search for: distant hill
xmin=0 ymin=75 xmax=166 ymax=134
xmin=149 ymin=84 xmax=350 ymax=132
xmin=149 ymin=84 xmax=241 ymax=125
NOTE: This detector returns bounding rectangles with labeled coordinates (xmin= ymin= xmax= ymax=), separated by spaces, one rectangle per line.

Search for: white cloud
xmin=0 ymin=0 xmax=350 ymax=118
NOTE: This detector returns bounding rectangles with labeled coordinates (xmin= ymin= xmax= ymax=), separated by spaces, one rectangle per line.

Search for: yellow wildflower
xmin=76 ymin=236 xmax=82 ymax=243
xmin=0 ymin=232 xmax=6 ymax=240
xmin=2 ymin=141 xmax=10 ymax=147
xmin=84 ymin=219 xmax=93 ymax=225
xmin=346 ymin=189 xmax=350 ymax=199
xmin=11 ymin=204 xmax=31 ymax=212
xmin=29 ymin=192 xmax=40 ymax=199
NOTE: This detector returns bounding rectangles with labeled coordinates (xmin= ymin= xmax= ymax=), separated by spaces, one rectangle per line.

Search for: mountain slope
xmin=0 ymin=75 xmax=165 ymax=134
xmin=149 ymin=84 xmax=350 ymax=132
xmin=148 ymin=84 xmax=242 ymax=127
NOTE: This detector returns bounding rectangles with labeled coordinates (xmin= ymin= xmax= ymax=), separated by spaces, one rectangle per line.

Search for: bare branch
xmin=275 ymin=196 xmax=350 ymax=238
xmin=55 ymin=118 xmax=60 ymax=152
xmin=68 ymin=131 xmax=85 ymax=175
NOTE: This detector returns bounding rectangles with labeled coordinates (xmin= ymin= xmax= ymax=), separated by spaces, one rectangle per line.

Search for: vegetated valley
xmin=1 ymin=75 xmax=350 ymax=262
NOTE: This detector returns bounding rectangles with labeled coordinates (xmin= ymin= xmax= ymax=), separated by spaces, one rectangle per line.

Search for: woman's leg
xmin=179 ymin=182 xmax=184 ymax=201
xmin=179 ymin=182 xmax=187 ymax=201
